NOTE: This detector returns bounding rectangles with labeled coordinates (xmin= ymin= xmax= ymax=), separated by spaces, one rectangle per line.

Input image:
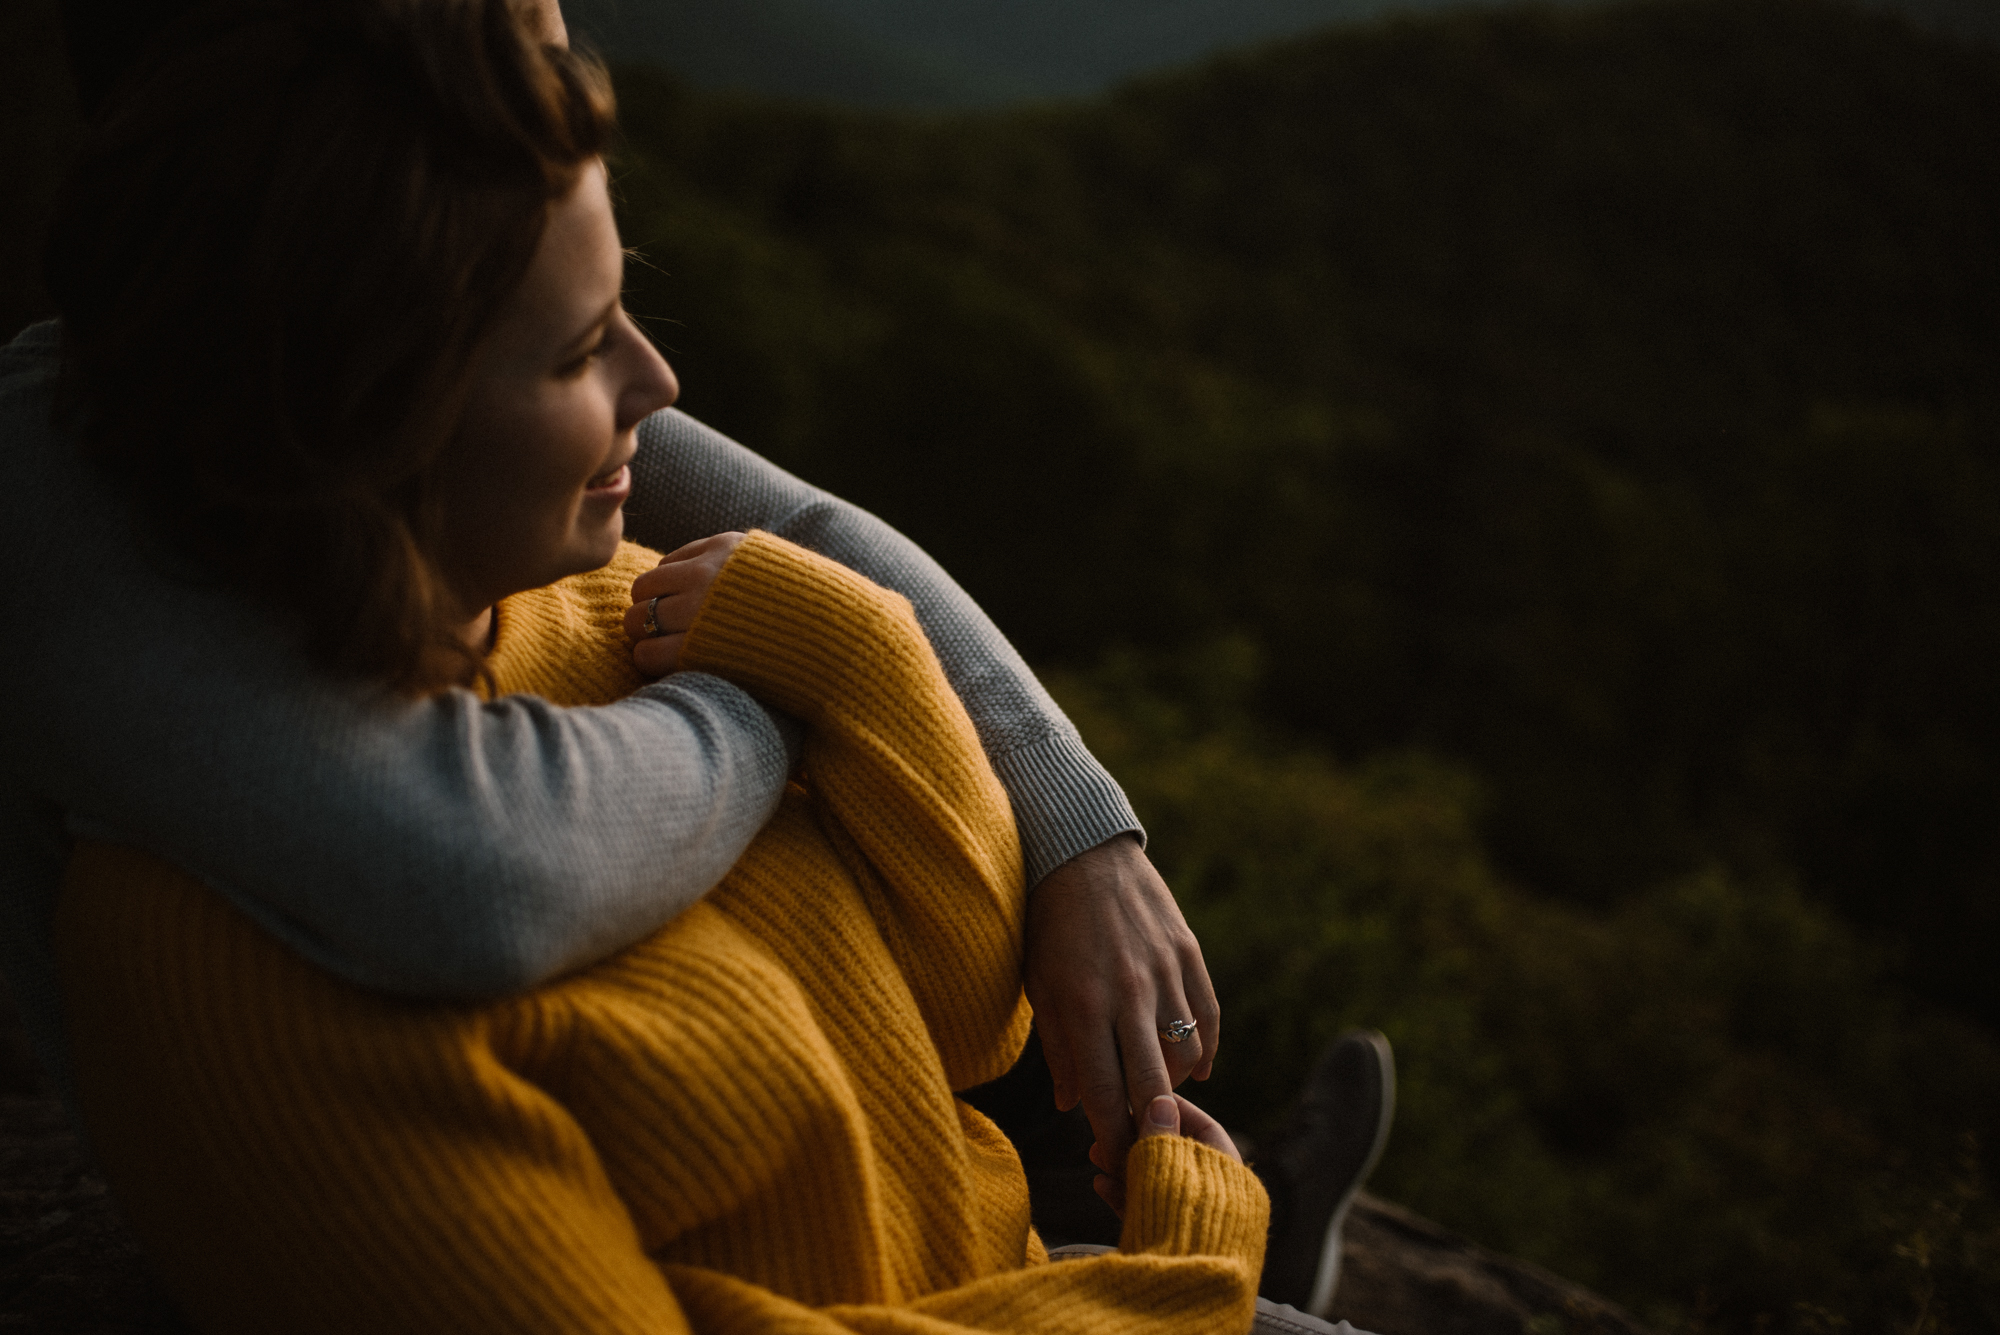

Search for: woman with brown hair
xmin=13 ymin=0 xmax=1400 ymax=1329
xmin=11 ymin=0 xmax=1408 ymax=1327
xmin=8 ymin=0 xmax=1223 ymax=1220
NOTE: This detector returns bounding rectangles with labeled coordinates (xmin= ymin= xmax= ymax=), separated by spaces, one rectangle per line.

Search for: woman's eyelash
xmin=560 ymin=326 xmax=617 ymax=375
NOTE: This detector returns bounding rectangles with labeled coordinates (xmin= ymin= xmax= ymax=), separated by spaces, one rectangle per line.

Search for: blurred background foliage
xmin=7 ymin=0 xmax=2000 ymax=1327
xmin=562 ymin=0 xmax=2000 ymax=104
xmin=1054 ymin=644 xmax=2000 ymax=1330
xmin=596 ymin=0 xmax=2000 ymax=1326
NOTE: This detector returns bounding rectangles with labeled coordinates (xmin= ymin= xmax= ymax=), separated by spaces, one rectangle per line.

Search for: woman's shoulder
xmin=484 ymin=542 xmax=660 ymax=707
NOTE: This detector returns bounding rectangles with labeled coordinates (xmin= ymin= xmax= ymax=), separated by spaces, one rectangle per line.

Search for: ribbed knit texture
xmin=56 ymin=533 xmax=1266 ymax=1334
xmin=7 ymin=318 xmax=1142 ymax=1116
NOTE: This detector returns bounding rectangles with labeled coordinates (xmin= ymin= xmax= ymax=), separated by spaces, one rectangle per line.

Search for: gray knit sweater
xmin=0 ymin=321 xmax=1138 ymax=1090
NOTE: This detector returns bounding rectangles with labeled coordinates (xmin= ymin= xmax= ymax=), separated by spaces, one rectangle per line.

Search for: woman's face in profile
xmin=433 ymin=159 xmax=679 ymax=616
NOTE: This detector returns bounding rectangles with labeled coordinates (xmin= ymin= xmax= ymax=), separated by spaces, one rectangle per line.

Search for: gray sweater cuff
xmin=988 ymin=731 xmax=1146 ymax=889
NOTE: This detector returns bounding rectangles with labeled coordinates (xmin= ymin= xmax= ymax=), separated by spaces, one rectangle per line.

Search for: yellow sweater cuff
xmin=1119 ymin=1135 xmax=1271 ymax=1275
xmin=682 ymin=529 xmax=924 ymax=722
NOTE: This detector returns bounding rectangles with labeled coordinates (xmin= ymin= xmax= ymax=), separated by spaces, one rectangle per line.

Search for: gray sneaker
xmin=1255 ymin=1029 xmax=1396 ymax=1317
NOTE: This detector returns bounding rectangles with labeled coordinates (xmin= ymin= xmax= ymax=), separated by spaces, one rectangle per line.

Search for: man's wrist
xmin=988 ymin=730 xmax=1144 ymax=888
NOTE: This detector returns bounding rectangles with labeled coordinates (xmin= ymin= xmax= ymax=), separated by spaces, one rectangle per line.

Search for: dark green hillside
xmin=607 ymin=10 xmax=2000 ymax=1317
xmin=564 ymin=0 xmax=1026 ymax=107
xmin=1884 ymin=0 xmax=2000 ymax=40
xmin=1049 ymin=653 xmax=2000 ymax=1331
xmin=611 ymin=0 xmax=2000 ymax=1028
xmin=567 ymin=0 xmax=1996 ymax=105
xmin=0 ymin=0 xmax=1994 ymax=1324
xmin=806 ymin=0 xmax=1576 ymax=99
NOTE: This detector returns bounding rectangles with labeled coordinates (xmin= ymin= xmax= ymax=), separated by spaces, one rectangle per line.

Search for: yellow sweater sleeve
xmin=62 ymin=846 xmax=1267 ymax=1335
xmin=57 ymin=534 xmax=1268 ymax=1335
xmin=642 ymin=1138 xmax=1266 ymax=1335
xmin=678 ymin=531 xmax=1271 ymax=1319
xmin=681 ymin=529 xmax=1031 ymax=1092
xmin=58 ymin=843 xmax=694 ymax=1335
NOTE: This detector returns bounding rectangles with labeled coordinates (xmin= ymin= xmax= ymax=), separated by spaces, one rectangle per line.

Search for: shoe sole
xmin=1305 ymin=1030 xmax=1395 ymax=1318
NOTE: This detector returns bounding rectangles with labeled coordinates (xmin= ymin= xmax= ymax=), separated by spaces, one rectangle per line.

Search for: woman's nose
xmin=617 ymin=320 xmax=679 ymax=430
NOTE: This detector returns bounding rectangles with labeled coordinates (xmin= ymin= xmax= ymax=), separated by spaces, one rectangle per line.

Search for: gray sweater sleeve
xmin=1 ymin=324 xmax=791 ymax=1023
xmin=623 ymin=408 xmax=1141 ymax=888
xmin=0 ymin=325 xmax=1135 ymax=1088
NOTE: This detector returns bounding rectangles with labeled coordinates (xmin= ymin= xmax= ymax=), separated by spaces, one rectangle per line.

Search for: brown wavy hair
xmin=47 ymin=0 xmax=616 ymax=692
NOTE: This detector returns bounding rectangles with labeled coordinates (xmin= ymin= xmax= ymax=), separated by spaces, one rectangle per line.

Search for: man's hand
xmin=1025 ymin=834 xmax=1220 ymax=1189
xmin=624 ymin=532 xmax=747 ymax=676
xmin=1091 ymin=1093 xmax=1240 ymax=1217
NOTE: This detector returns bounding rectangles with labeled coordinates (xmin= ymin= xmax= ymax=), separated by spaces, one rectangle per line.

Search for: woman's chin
xmin=472 ymin=512 xmax=628 ymax=604
xmin=573 ymin=513 xmax=627 ymax=574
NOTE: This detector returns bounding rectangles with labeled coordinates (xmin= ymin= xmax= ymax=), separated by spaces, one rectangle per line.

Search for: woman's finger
xmin=1136 ymin=1093 xmax=1181 ymax=1139
xmin=628 ymin=532 xmax=750 ymax=652
xmin=630 ymin=532 xmax=745 ymax=601
xmin=623 ymin=589 xmax=700 ymax=644
xmin=653 ymin=531 xmax=741 ymax=565
xmin=629 ymin=560 xmax=703 ymax=604
xmin=1132 ymin=1093 xmax=1237 ymax=1164
xmin=1170 ymin=1094 xmax=1240 ymax=1163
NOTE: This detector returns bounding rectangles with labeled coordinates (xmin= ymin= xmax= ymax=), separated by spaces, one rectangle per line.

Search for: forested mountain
xmin=569 ymin=0 xmax=2000 ymax=103
xmin=597 ymin=8 xmax=2000 ymax=1319
xmin=7 ymin=0 xmax=1999 ymax=1324
xmin=564 ymin=0 xmax=1001 ymax=106
xmin=567 ymin=0 xmax=1583 ymax=104
xmin=610 ymin=0 xmax=2000 ymax=1024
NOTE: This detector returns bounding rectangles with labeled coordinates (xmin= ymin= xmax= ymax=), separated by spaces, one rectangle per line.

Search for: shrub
xmin=1050 ymin=645 xmax=2000 ymax=1330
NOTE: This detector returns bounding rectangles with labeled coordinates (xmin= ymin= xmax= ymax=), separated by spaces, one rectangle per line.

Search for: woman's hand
xmin=1090 ymin=1094 xmax=1240 ymax=1216
xmin=1026 ymin=834 xmax=1221 ymax=1185
xmin=624 ymin=532 xmax=748 ymax=676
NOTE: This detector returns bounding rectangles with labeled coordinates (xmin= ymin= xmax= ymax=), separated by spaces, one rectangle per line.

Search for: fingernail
xmin=1147 ymin=1095 xmax=1177 ymax=1129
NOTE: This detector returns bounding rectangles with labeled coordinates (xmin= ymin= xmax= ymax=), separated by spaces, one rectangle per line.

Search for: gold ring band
xmin=643 ymin=595 xmax=663 ymax=638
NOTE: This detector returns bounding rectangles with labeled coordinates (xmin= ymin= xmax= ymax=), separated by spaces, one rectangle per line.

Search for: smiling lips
xmin=585 ymin=462 xmax=631 ymax=494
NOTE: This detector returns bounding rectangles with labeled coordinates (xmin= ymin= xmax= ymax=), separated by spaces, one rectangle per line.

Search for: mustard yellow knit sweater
xmin=56 ymin=532 xmax=1268 ymax=1334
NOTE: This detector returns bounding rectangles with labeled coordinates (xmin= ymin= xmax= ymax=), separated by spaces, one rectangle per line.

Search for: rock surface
xmin=1333 ymin=1192 xmax=1653 ymax=1335
xmin=0 ymin=1094 xmax=189 ymax=1333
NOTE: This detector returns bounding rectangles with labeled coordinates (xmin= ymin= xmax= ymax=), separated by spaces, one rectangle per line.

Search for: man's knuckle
xmin=1109 ymin=962 xmax=1151 ymax=999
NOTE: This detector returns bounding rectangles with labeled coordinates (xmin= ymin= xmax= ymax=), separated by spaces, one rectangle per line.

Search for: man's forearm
xmin=3 ymin=324 xmax=796 ymax=1009
xmin=625 ymin=408 xmax=1143 ymax=885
